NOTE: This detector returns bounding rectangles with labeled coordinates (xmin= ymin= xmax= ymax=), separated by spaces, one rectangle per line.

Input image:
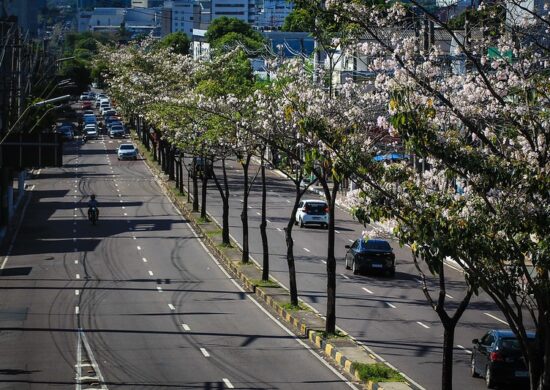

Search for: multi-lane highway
xmin=0 ymin=134 xmax=358 ymax=389
xmin=180 ymin=157 xmax=529 ymax=390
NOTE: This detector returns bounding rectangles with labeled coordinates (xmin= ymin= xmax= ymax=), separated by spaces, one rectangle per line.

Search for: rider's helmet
xmin=91 ymin=194 xmax=96 ymax=200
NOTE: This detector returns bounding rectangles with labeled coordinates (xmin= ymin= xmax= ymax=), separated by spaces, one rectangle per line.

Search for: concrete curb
xmin=136 ymin=137 xmax=415 ymax=390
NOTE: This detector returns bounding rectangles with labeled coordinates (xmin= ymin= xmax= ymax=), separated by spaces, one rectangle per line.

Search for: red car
xmin=82 ymin=100 xmax=93 ymax=109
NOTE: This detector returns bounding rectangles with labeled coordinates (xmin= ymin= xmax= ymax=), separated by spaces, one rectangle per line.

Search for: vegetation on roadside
xmin=352 ymin=363 xmax=405 ymax=383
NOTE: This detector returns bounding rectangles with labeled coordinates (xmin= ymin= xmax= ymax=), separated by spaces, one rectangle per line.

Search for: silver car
xmin=117 ymin=144 xmax=138 ymax=160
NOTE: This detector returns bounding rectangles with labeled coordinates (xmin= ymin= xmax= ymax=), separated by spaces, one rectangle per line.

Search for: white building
xmin=163 ymin=0 xmax=194 ymax=36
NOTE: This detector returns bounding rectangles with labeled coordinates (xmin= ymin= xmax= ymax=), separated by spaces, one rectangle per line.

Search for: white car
xmin=85 ymin=128 xmax=98 ymax=139
xmin=117 ymin=144 xmax=138 ymax=160
xmin=295 ymin=199 xmax=329 ymax=228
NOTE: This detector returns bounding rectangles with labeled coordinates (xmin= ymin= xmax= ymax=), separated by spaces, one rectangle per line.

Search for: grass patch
xmin=318 ymin=330 xmax=347 ymax=339
xmin=281 ymin=302 xmax=310 ymax=312
xmin=205 ymin=228 xmax=222 ymax=237
xmin=351 ymin=363 xmax=405 ymax=383
xmin=251 ymin=279 xmax=280 ymax=288
xmin=197 ymin=216 xmax=210 ymax=223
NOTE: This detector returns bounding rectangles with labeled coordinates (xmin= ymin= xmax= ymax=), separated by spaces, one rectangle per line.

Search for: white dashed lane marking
xmin=222 ymin=379 xmax=234 ymax=389
xmin=362 ymin=287 xmax=373 ymax=294
xmin=348 ymin=239 xmax=354 ymax=243
xmin=303 ymin=248 xmax=310 ymax=253
xmin=75 ymin=306 xmax=79 ymax=314
xmin=168 ymin=304 xmax=176 ymax=311
xmin=142 ymin=257 xmax=147 ymax=263
xmin=76 ymin=274 xmax=80 ymax=279
xmin=385 ymin=302 xmax=396 ymax=308
xmin=446 ymin=294 xmax=454 ymax=299
xmin=156 ymin=286 xmax=163 ymax=292
xmin=148 ymin=270 xmax=154 ymax=276
xmin=457 ymin=345 xmax=472 ymax=354
xmin=200 ymin=348 xmax=210 ymax=358
xmin=276 ymin=228 xmax=282 ymax=232
xmin=417 ymin=321 xmax=430 ymax=329
xmin=484 ymin=312 xmax=508 ymax=325
xmin=137 ymin=246 xmax=141 ymax=251
xmin=341 ymin=274 xmax=350 ymax=280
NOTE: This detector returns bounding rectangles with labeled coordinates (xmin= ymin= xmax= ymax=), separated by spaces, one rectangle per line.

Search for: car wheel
xmin=345 ymin=258 xmax=351 ymax=270
xmin=485 ymin=365 xmax=495 ymax=388
xmin=299 ymin=218 xmax=304 ymax=228
xmin=352 ymin=260 xmax=358 ymax=275
xmin=387 ymin=267 xmax=396 ymax=277
xmin=471 ymin=356 xmax=479 ymax=378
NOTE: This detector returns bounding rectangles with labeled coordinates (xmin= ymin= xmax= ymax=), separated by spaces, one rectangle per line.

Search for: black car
xmin=471 ymin=329 xmax=535 ymax=388
xmin=345 ymin=238 xmax=395 ymax=276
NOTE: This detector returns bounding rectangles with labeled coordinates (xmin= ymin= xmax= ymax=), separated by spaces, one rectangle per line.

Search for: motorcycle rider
xmin=88 ymin=194 xmax=99 ymax=221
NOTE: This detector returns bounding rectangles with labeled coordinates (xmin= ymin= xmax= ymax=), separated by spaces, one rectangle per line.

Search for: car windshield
xmin=361 ymin=240 xmax=392 ymax=251
xmin=111 ymin=126 xmax=123 ymax=131
xmin=120 ymin=145 xmax=134 ymax=150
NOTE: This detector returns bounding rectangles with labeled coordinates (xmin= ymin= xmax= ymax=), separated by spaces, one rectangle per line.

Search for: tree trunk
xmin=441 ymin=321 xmax=456 ymax=390
xmin=260 ymin=154 xmax=269 ymax=281
xmin=212 ymin=158 xmax=231 ymax=246
xmin=179 ymin=157 xmax=184 ymax=194
xmin=285 ymin=184 xmax=303 ymax=307
xmin=320 ymin=176 xmax=339 ymax=334
xmin=241 ymin=154 xmax=252 ymax=264
xmin=200 ymin=169 xmax=208 ymax=220
xmin=192 ymin=166 xmax=199 ymax=212
xmin=168 ymin=146 xmax=175 ymax=180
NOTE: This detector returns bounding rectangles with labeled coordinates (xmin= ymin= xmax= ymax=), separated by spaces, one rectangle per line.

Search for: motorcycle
xmin=88 ymin=207 xmax=98 ymax=225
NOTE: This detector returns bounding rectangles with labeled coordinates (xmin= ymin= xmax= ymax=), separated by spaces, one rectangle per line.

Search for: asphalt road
xmin=181 ymin=156 xmax=533 ymax=390
xmin=0 ymin=134 xmax=357 ymax=389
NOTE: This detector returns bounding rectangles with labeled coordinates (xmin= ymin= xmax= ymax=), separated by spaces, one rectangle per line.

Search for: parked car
xmin=117 ymin=144 xmax=138 ymax=160
xmin=109 ymin=125 xmax=125 ymax=138
xmin=471 ymin=329 xmax=535 ymax=389
xmin=344 ymin=238 xmax=396 ymax=276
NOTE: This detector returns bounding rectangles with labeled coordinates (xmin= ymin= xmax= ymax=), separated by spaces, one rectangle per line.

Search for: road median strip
xmin=133 ymin=132 xmax=414 ymax=390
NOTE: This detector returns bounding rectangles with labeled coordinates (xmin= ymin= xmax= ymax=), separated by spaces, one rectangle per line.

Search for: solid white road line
xmin=484 ymin=312 xmax=508 ymax=325
xmin=303 ymin=248 xmax=310 ymax=253
xmin=181 ymin=324 xmax=191 ymax=331
xmin=457 ymin=345 xmax=472 ymax=354
xmin=168 ymin=304 xmax=176 ymax=311
xmin=222 ymin=378 xmax=234 ymax=389
xmin=416 ymin=321 xmax=430 ymax=329
xmin=386 ymin=302 xmax=397 ymax=308
xmin=148 ymin=270 xmax=154 ymax=276
xmin=362 ymin=287 xmax=373 ymax=294
xmin=341 ymin=274 xmax=350 ymax=280
xmin=200 ymin=348 xmax=210 ymax=358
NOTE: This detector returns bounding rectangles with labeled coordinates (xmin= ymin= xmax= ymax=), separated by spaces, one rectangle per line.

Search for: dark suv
xmin=471 ymin=329 xmax=535 ymax=388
